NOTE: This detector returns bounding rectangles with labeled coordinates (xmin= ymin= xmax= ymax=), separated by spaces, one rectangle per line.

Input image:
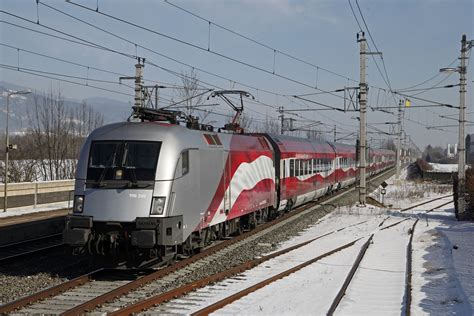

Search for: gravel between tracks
xmin=0 ymin=249 xmax=90 ymax=305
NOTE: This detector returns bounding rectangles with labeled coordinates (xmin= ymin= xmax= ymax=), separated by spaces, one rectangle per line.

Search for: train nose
xmin=82 ymin=189 xmax=155 ymax=222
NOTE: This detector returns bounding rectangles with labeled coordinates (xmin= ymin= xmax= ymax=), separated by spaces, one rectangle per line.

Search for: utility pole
xmin=3 ymin=90 xmax=31 ymax=212
xmin=134 ymin=58 xmax=144 ymax=108
xmin=457 ymin=35 xmax=468 ymax=216
xmin=357 ymin=31 xmax=367 ymax=205
xmin=120 ymin=57 xmax=145 ymax=109
xmin=439 ymin=35 xmax=473 ymax=218
xmin=278 ymin=106 xmax=285 ymax=135
xmin=396 ymin=100 xmax=403 ymax=179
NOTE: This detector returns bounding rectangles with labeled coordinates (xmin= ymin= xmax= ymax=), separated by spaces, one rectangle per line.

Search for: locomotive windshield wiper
xmin=97 ymin=145 xmax=120 ymax=187
xmin=97 ymin=166 xmax=111 ymax=187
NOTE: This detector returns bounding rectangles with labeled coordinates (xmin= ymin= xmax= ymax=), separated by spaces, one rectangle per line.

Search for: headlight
xmin=150 ymin=197 xmax=166 ymax=215
xmin=73 ymin=195 xmax=85 ymax=214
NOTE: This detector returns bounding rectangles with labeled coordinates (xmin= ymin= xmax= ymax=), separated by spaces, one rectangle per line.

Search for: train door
xmin=281 ymin=159 xmax=286 ymax=193
xmin=223 ymin=150 xmax=232 ymax=215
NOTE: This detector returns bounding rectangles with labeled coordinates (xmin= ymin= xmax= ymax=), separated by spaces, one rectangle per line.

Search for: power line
xmin=4 ymin=4 xmax=362 ymax=126
xmin=0 ymin=42 xmax=204 ymax=91
xmin=64 ymin=0 xmax=357 ymax=103
xmin=396 ymin=57 xmax=458 ymax=91
xmin=0 ymin=64 xmax=135 ymax=97
xmin=36 ymin=1 xmax=291 ymax=100
xmin=394 ymin=84 xmax=459 ymax=93
xmin=355 ymin=0 xmax=393 ymax=91
xmin=163 ymin=0 xmax=359 ymax=84
xmin=0 ymin=10 xmax=136 ymax=60
xmin=8 ymin=2 xmax=294 ymax=114
xmin=0 ymin=62 xmax=134 ymax=87
xmin=347 ymin=0 xmax=363 ymax=31
xmin=392 ymin=92 xmax=458 ymax=108
xmin=0 ymin=42 xmax=124 ymax=77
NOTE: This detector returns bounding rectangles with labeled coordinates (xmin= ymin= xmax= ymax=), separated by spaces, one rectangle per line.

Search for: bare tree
xmin=252 ymin=115 xmax=285 ymax=134
xmin=175 ymin=69 xmax=210 ymax=122
xmin=26 ymin=90 xmax=103 ymax=180
xmin=237 ymin=112 xmax=254 ymax=132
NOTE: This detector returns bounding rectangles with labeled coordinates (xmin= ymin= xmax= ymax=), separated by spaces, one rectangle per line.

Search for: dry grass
xmin=385 ymin=183 xmax=452 ymax=201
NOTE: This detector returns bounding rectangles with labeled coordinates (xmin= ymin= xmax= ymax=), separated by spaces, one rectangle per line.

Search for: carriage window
xmin=290 ymin=160 xmax=295 ymax=177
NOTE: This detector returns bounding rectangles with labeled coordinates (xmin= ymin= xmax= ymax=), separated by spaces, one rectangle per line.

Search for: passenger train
xmin=64 ymin=110 xmax=395 ymax=265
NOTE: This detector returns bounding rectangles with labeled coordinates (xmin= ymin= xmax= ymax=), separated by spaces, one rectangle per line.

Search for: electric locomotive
xmin=64 ymin=106 xmax=395 ymax=265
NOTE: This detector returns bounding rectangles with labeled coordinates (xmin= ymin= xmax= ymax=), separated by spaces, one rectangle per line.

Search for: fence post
xmin=34 ymin=182 xmax=38 ymax=209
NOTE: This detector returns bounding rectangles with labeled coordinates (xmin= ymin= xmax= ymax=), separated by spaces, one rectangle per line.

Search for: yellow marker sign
xmin=405 ymin=99 xmax=411 ymax=107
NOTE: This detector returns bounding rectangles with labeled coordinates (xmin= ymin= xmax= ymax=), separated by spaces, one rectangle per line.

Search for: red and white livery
xmin=64 ymin=121 xmax=395 ymax=264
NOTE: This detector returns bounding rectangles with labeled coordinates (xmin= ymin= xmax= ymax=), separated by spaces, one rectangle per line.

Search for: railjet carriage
xmin=64 ymin=104 xmax=395 ymax=266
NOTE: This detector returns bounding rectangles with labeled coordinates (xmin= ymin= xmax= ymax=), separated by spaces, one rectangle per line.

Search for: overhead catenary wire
xmin=163 ymin=0 xmax=359 ymax=84
xmin=0 ymin=10 xmax=136 ymax=60
xmin=355 ymin=0 xmax=393 ymax=91
xmin=1 ymin=6 xmax=284 ymax=114
xmin=0 ymin=64 xmax=136 ymax=97
xmin=1 ymin=10 xmax=274 ymax=120
xmin=0 ymin=62 xmax=135 ymax=88
xmin=64 ymin=0 xmax=360 ymax=104
xmin=3 ymin=4 xmax=364 ymax=129
xmin=0 ymin=42 xmax=205 ymax=91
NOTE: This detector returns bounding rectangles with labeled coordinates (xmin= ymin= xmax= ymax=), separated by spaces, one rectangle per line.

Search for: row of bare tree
xmin=1 ymin=91 xmax=103 ymax=182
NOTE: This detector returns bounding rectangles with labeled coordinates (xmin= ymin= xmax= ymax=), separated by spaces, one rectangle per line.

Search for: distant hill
xmin=0 ymin=82 xmax=132 ymax=132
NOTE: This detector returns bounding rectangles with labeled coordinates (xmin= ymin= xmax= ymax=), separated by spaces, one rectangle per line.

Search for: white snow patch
xmin=428 ymin=163 xmax=458 ymax=173
xmin=0 ymin=201 xmax=71 ymax=219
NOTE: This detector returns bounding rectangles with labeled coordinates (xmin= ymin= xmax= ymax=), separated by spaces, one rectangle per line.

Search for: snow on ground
xmin=148 ymin=168 xmax=473 ymax=315
xmin=369 ymin=167 xmax=452 ymax=209
xmin=150 ymin=212 xmax=396 ymax=315
xmin=411 ymin=205 xmax=474 ymax=314
xmin=428 ymin=163 xmax=458 ymax=173
xmin=0 ymin=201 xmax=71 ymax=219
xmin=336 ymin=219 xmax=413 ymax=315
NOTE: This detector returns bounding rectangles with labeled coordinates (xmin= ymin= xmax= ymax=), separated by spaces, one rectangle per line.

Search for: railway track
xmin=116 ymin=216 xmax=400 ymax=314
xmin=328 ymin=199 xmax=452 ymax=315
xmin=400 ymin=194 xmax=453 ymax=212
xmin=131 ymin=199 xmax=451 ymax=316
xmin=0 ymin=168 xmax=394 ymax=315
xmin=0 ymin=233 xmax=64 ymax=264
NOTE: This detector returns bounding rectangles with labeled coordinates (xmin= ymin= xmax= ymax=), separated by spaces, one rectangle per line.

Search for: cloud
xmin=189 ymin=0 xmax=339 ymax=25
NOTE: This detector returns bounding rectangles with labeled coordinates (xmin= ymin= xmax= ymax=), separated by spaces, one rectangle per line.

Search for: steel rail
xmin=190 ymin=239 xmax=361 ymax=316
xmin=380 ymin=218 xmax=411 ymax=230
xmin=404 ymin=200 xmax=452 ymax=315
xmin=405 ymin=219 xmax=419 ymax=316
xmin=0 ymin=233 xmax=64 ymax=263
xmin=400 ymin=194 xmax=453 ymax=212
xmin=112 ymin=238 xmax=362 ymax=316
xmin=0 ymin=268 xmax=104 ymax=314
xmin=425 ymin=200 xmax=453 ymax=213
xmin=327 ymin=234 xmax=375 ymax=315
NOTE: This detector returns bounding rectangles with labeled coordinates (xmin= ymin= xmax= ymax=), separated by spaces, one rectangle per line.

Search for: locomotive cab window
xmin=87 ymin=141 xmax=161 ymax=187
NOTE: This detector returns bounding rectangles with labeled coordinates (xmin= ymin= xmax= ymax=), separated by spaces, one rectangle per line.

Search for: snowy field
xmin=428 ymin=162 xmax=458 ymax=173
xmin=147 ymin=170 xmax=473 ymax=315
xmin=369 ymin=168 xmax=452 ymax=209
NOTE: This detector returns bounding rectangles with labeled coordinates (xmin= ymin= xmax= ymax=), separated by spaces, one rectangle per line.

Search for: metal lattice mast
xmin=358 ymin=31 xmax=367 ymax=205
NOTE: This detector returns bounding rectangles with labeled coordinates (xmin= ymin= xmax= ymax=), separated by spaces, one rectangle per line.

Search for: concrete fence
xmin=0 ymin=180 xmax=74 ymax=209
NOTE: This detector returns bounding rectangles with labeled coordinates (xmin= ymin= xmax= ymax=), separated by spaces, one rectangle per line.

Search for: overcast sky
xmin=0 ymin=0 xmax=473 ymax=149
